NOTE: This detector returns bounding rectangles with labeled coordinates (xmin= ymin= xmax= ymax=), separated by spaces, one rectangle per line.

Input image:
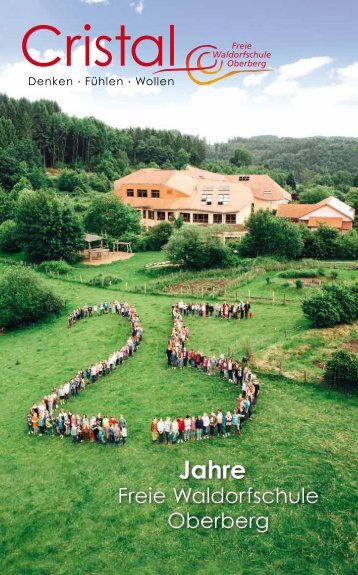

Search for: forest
xmin=0 ymin=93 xmax=358 ymax=188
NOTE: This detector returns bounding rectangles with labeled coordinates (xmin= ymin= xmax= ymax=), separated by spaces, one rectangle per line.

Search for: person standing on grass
xmin=71 ymin=423 xmax=78 ymax=443
xmin=216 ymin=409 xmax=223 ymax=437
xmin=178 ymin=417 xmax=185 ymax=443
xmin=232 ymin=410 xmax=239 ymax=436
xmin=171 ymin=418 xmax=179 ymax=443
xmin=151 ymin=417 xmax=158 ymax=443
xmin=27 ymin=412 xmax=33 ymax=434
xmin=121 ymin=425 xmax=127 ymax=445
xmin=114 ymin=424 xmax=121 ymax=446
xmin=98 ymin=427 xmax=106 ymax=445
xmin=202 ymin=413 xmax=210 ymax=438
xmin=157 ymin=418 xmax=165 ymax=444
xmin=195 ymin=416 xmax=203 ymax=440
xmin=190 ymin=416 xmax=196 ymax=440
xmin=184 ymin=415 xmax=191 ymax=442
xmin=164 ymin=417 xmax=172 ymax=444
xmin=209 ymin=412 xmax=217 ymax=438
xmin=226 ymin=412 xmax=232 ymax=437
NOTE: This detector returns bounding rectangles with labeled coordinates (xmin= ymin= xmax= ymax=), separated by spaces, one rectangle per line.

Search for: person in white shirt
xmin=184 ymin=416 xmax=191 ymax=442
xmin=157 ymin=418 xmax=165 ymax=444
xmin=121 ymin=425 xmax=127 ymax=445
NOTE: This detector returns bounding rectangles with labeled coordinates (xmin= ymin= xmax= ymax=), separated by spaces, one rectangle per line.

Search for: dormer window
xmin=264 ymin=190 xmax=272 ymax=195
xmin=218 ymin=194 xmax=229 ymax=205
xmin=201 ymin=193 xmax=213 ymax=205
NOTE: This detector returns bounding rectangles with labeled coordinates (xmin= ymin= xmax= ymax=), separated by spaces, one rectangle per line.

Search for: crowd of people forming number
xmin=156 ymin=302 xmax=260 ymax=444
xmin=27 ymin=302 xmax=144 ymax=445
xmin=179 ymin=301 xmax=252 ymax=320
xmin=27 ymin=298 xmax=260 ymax=447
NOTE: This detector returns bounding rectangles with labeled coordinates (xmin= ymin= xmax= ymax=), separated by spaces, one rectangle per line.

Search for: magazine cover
xmin=0 ymin=1 xmax=357 ymax=574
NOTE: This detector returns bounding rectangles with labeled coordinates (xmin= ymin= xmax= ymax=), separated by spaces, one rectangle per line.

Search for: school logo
xmin=22 ymin=24 xmax=272 ymax=86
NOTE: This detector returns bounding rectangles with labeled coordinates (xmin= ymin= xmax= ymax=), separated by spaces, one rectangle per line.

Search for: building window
xmin=239 ymin=176 xmax=250 ymax=181
xmin=201 ymin=185 xmax=214 ymax=191
xmin=167 ymin=212 xmax=174 ymax=220
xmin=151 ymin=189 xmax=160 ymax=198
xmin=142 ymin=210 xmax=147 ymax=218
xmin=193 ymin=213 xmax=209 ymax=224
xmin=218 ymin=185 xmax=230 ymax=191
xmin=213 ymin=214 xmax=222 ymax=224
xmin=201 ymin=193 xmax=213 ymax=205
xmin=251 ymin=203 xmax=255 ymax=213
xmin=157 ymin=211 xmax=166 ymax=221
xmin=148 ymin=210 xmax=155 ymax=220
xmin=264 ymin=190 xmax=272 ymax=195
xmin=218 ymin=194 xmax=229 ymax=205
xmin=226 ymin=213 xmax=236 ymax=224
xmin=137 ymin=189 xmax=148 ymax=198
xmin=180 ymin=212 xmax=191 ymax=223
xmin=126 ymin=189 xmax=134 ymax=197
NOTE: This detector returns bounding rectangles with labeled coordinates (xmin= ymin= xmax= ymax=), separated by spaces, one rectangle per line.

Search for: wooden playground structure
xmin=82 ymin=233 xmax=133 ymax=265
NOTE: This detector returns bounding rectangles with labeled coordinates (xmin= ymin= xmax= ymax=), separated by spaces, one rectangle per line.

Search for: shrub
xmin=266 ymin=276 xmax=271 ymax=284
xmin=337 ymin=230 xmax=358 ymax=260
xmin=165 ymin=227 xmax=233 ymax=270
xmin=278 ymin=269 xmax=319 ymax=278
xmin=38 ymin=260 xmax=72 ymax=275
xmin=57 ymin=169 xmax=88 ymax=193
xmin=146 ymin=221 xmax=173 ymax=250
xmin=330 ymin=270 xmax=339 ymax=281
xmin=87 ymin=173 xmax=110 ymax=193
xmin=239 ymin=209 xmax=304 ymax=259
xmin=324 ymin=350 xmax=358 ymax=388
xmin=88 ymin=274 xmax=122 ymax=287
xmin=84 ymin=195 xmax=141 ymax=238
xmin=295 ymin=279 xmax=304 ymax=289
xmin=0 ymin=220 xmax=21 ymax=253
xmin=0 ymin=266 xmax=64 ymax=328
xmin=302 ymin=283 xmax=358 ymax=328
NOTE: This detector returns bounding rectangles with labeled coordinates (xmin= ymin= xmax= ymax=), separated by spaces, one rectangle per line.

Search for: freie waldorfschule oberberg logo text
xmin=22 ymin=24 xmax=272 ymax=85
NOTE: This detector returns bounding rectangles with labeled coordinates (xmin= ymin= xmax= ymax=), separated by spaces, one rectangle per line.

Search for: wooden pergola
xmin=112 ymin=240 xmax=132 ymax=253
xmin=84 ymin=233 xmax=110 ymax=261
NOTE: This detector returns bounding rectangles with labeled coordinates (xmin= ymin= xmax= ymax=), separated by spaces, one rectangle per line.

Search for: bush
xmin=88 ymin=274 xmax=122 ymax=287
xmin=38 ymin=260 xmax=72 ymax=275
xmin=278 ymin=269 xmax=320 ymax=278
xmin=165 ymin=227 xmax=234 ymax=270
xmin=87 ymin=173 xmax=110 ymax=193
xmin=83 ymin=195 xmax=141 ymax=238
xmin=57 ymin=169 xmax=88 ymax=193
xmin=295 ymin=279 xmax=304 ymax=289
xmin=0 ymin=266 xmax=64 ymax=328
xmin=0 ymin=220 xmax=21 ymax=253
xmin=302 ymin=283 xmax=358 ymax=328
xmin=324 ymin=350 xmax=358 ymax=388
xmin=337 ymin=230 xmax=358 ymax=260
xmin=240 ymin=210 xmax=303 ymax=259
xmin=145 ymin=221 xmax=174 ymax=250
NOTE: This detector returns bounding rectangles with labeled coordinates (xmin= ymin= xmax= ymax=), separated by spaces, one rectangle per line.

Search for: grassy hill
xmin=0 ymin=253 xmax=357 ymax=574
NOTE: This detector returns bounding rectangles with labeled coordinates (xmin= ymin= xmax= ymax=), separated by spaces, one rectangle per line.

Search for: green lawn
xmin=0 ymin=259 xmax=357 ymax=575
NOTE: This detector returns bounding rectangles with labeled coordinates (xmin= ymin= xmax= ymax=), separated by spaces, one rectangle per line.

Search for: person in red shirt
xmin=177 ymin=417 xmax=185 ymax=443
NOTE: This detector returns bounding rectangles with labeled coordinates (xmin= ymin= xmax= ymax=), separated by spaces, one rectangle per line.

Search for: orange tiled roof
xmin=226 ymin=174 xmax=291 ymax=201
xmin=276 ymin=204 xmax=315 ymax=218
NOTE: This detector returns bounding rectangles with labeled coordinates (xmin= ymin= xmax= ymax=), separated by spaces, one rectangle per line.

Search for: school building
xmin=276 ymin=196 xmax=355 ymax=232
xmin=114 ymin=165 xmax=291 ymax=227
